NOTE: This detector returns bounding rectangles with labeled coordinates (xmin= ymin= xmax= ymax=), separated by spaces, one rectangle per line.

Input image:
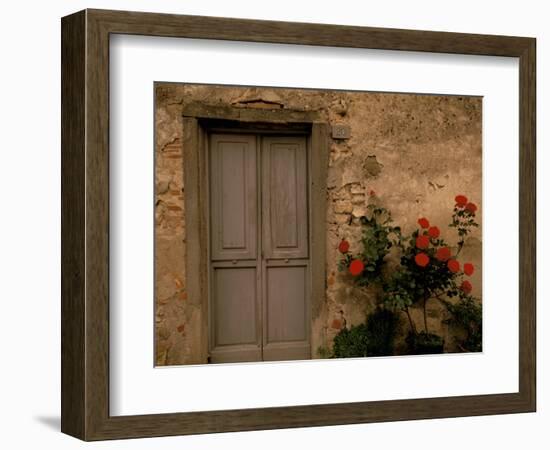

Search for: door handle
xmin=264 ymin=258 xmax=291 ymax=264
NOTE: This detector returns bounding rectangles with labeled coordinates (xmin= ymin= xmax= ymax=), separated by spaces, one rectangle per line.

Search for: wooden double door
xmin=208 ymin=132 xmax=311 ymax=363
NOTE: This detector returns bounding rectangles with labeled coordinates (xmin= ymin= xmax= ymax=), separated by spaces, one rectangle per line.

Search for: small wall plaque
xmin=331 ymin=124 xmax=351 ymax=139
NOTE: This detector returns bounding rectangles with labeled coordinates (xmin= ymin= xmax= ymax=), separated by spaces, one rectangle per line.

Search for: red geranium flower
xmin=455 ymin=195 xmax=468 ymax=207
xmin=416 ymin=235 xmax=430 ymax=249
xmin=428 ymin=226 xmax=440 ymax=239
xmin=447 ymin=259 xmax=460 ymax=273
xmin=465 ymin=202 xmax=477 ymax=213
xmin=436 ymin=247 xmax=452 ymax=261
xmin=415 ymin=253 xmax=430 ymax=267
xmin=338 ymin=239 xmax=350 ymax=253
xmin=349 ymin=259 xmax=365 ymax=276
xmin=418 ymin=217 xmax=430 ymax=229
xmin=464 ymin=262 xmax=475 ymax=276
xmin=460 ymin=280 xmax=473 ymax=294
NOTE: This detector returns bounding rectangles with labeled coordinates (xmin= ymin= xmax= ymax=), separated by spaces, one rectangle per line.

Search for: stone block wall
xmin=155 ymin=83 xmax=482 ymax=365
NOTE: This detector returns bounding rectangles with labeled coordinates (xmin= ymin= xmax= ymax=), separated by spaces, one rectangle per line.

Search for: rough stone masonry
xmin=154 ymin=83 xmax=482 ymax=365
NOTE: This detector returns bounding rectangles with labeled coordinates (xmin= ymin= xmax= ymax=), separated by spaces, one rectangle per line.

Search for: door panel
xmin=210 ymin=266 xmax=261 ymax=363
xmin=262 ymin=137 xmax=308 ymax=259
xmin=212 ymin=267 xmax=258 ymax=347
xmin=210 ymin=134 xmax=257 ymax=261
xmin=265 ymin=265 xmax=307 ymax=343
xmin=209 ymin=133 xmax=310 ymax=364
xmin=209 ymin=133 xmax=261 ymax=363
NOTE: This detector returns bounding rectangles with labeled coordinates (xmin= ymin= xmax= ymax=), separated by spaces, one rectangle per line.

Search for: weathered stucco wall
xmin=155 ymin=83 xmax=482 ymax=365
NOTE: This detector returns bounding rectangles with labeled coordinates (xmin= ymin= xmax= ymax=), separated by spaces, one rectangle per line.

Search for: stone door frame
xmin=182 ymin=102 xmax=329 ymax=362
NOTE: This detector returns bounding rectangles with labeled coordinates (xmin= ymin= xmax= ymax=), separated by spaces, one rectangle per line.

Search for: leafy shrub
xmin=337 ymin=205 xmax=400 ymax=286
xmin=316 ymin=346 xmax=332 ymax=359
xmin=443 ymin=296 xmax=482 ymax=352
xmin=332 ymin=324 xmax=369 ymax=358
xmin=406 ymin=331 xmax=445 ymax=355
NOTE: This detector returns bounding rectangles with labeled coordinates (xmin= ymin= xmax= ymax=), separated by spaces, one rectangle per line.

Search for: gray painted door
xmin=209 ymin=133 xmax=310 ymax=363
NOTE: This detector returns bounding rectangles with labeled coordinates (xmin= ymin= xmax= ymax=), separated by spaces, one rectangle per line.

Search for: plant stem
xmin=423 ymin=297 xmax=429 ymax=333
xmin=405 ymin=307 xmax=417 ymax=335
xmin=456 ymin=240 xmax=464 ymax=257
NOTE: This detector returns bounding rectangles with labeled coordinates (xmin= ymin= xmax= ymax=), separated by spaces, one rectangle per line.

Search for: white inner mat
xmin=109 ymin=34 xmax=519 ymax=416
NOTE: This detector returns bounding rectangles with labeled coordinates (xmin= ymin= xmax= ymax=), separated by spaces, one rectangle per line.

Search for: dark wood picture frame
xmin=61 ymin=9 xmax=536 ymax=441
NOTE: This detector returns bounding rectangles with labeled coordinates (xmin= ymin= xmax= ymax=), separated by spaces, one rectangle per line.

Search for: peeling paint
xmin=363 ymin=155 xmax=383 ymax=178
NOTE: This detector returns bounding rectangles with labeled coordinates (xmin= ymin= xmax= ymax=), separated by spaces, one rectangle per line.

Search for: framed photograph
xmin=61 ymin=9 xmax=536 ymax=441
